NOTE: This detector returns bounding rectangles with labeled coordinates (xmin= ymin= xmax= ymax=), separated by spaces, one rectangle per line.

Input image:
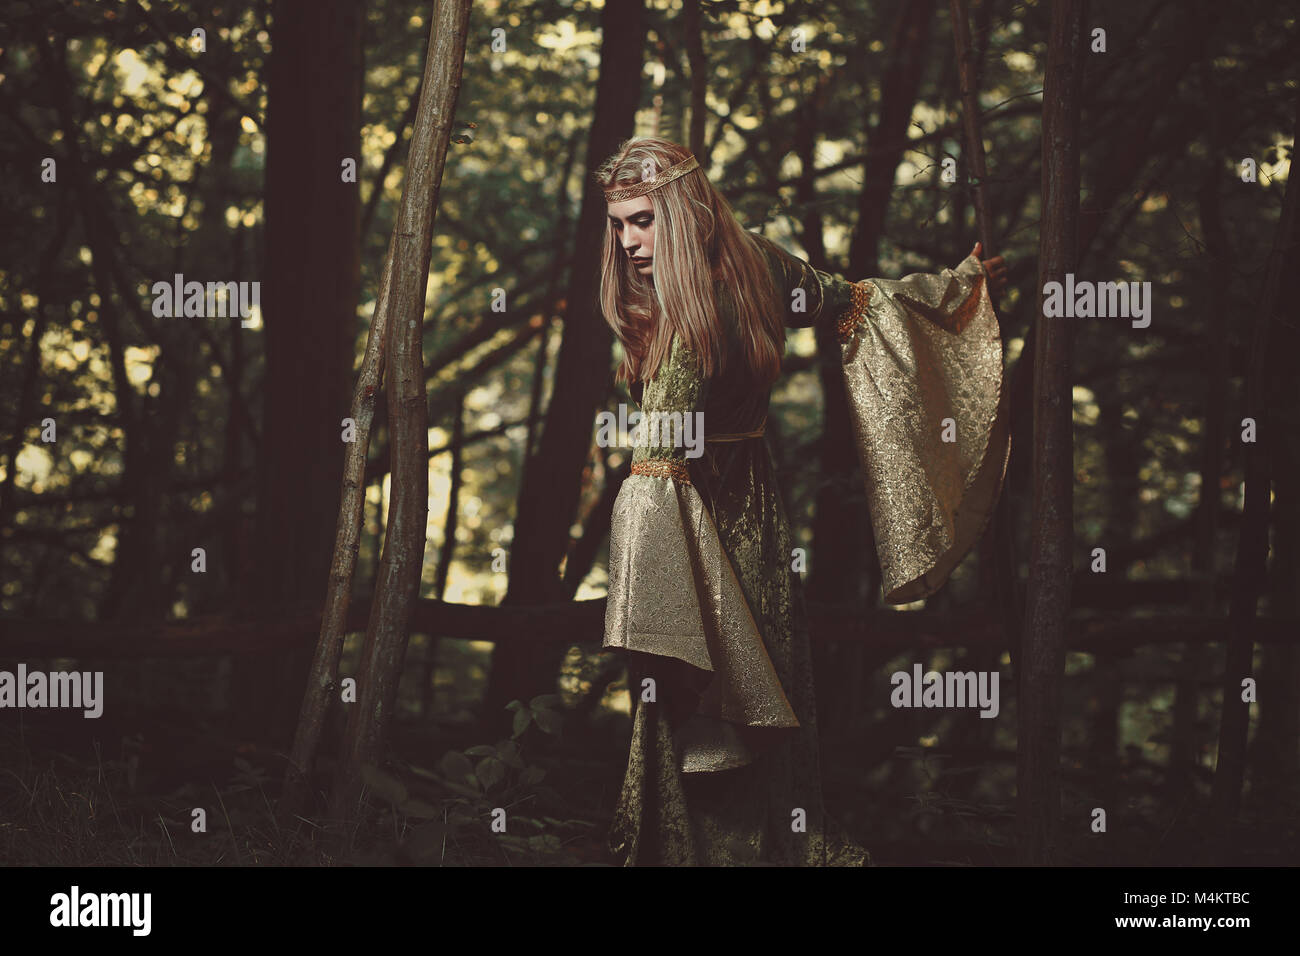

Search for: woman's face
xmin=606 ymin=196 xmax=655 ymax=277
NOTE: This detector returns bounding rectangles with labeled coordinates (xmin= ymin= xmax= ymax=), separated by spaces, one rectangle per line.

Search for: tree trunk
xmin=1209 ymin=84 xmax=1300 ymax=833
xmin=247 ymin=0 xmax=363 ymax=745
xmin=805 ymin=2 xmax=933 ymax=728
xmin=810 ymin=0 xmax=934 ymax=608
xmin=1170 ymin=102 xmax=1232 ymax=797
xmin=278 ymin=247 xmax=393 ymax=819
xmin=485 ymin=0 xmax=647 ymax=720
xmin=328 ymin=0 xmax=472 ymax=823
xmin=1089 ymin=392 xmax=1138 ymax=789
xmin=562 ymin=452 xmax=628 ymax=599
xmin=0 ymin=209 xmax=71 ymax=536
xmin=949 ymin=0 xmax=994 ymax=260
xmin=1017 ymin=0 xmax=1085 ymax=865
xmin=421 ymin=389 xmax=466 ymax=715
xmin=947 ymin=0 xmax=1007 ymax=798
xmin=37 ymin=36 xmax=173 ymax=626
xmin=1255 ymin=452 xmax=1300 ymax=800
xmin=684 ymin=0 xmax=707 ymax=159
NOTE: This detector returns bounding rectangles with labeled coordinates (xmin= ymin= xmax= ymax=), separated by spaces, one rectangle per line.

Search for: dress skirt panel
xmin=607 ymin=441 xmax=868 ymax=866
xmin=603 ymin=472 xmax=800 ymax=737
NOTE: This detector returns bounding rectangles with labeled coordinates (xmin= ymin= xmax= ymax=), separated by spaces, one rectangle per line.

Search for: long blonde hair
xmin=595 ymin=137 xmax=784 ymax=387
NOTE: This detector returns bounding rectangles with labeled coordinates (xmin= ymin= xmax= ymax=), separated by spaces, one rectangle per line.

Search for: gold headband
xmin=602 ymin=155 xmax=699 ymax=202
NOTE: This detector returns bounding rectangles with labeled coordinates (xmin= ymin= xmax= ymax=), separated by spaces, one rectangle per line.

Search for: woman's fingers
xmin=979 ymin=256 xmax=1009 ymax=295
xmin=971 ymin=243 xmax=1011 ymax=294
xmin=982 ymin=257 xmax=1007 ymax=285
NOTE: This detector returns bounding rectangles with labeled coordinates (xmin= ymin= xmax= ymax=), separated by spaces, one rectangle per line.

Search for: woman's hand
xmin=970 ymin=242 xmax=1009 ymax=297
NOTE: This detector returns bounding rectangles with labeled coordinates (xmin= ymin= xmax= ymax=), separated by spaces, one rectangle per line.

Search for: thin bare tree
xmin=274 ymin=0 xmax=471 ymax=822
xmin=1018 ymin=0 xmax=1086 ymax=865
xmin=328 ymin=0 xmax=472 ymax=822
xmin=1210 ymin=85 xmax=1300 ymax=834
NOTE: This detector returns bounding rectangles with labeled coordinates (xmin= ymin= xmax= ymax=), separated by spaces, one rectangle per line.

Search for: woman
xmin=597 ymin=136 xmax=1011 ymax=866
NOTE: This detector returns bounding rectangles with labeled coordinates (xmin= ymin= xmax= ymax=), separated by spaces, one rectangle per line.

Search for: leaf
xmin=518 ymin=766 xmax=546 ymax=786
xmin=496 ymin=740 xmax=525 ymax=769
xmin=361 ymin=765 xmax=408 ymax=806
xmin=476 ymin=757 xmax=506 ymax=790
xmin=464 ymin=744 xmax=497 ymax=757
xmin=512 ymin=707 xmax=531 ymax=738
xmin=529 ymin=694 xmax=562 ymax=710
xmin=533 ymin=707 xmax=563 ymax=734
xmin=438 ymin=750 xmax=475 ymax=784
xmin=505 ymin=700 xmax=524 ymax=712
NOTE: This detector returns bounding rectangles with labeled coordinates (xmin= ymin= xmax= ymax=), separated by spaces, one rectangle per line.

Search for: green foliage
xmin=506 ymin=694 xmax=565 ymax=738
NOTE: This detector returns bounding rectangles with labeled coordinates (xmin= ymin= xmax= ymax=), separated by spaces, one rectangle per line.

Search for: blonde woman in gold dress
xmin=597 ymin=136 xmax=1011 ymax=865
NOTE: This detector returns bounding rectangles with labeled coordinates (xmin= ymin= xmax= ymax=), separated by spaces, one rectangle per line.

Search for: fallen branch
xmin=2 ymin=600 xmax=1293 ymax=658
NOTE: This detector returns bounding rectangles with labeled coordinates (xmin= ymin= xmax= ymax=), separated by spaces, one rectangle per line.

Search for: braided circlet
xmin=600 ymin=155 xmax=700 ymax=202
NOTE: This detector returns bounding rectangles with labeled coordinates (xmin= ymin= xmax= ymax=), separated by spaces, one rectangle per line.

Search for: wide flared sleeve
xmin=754 ymin=232 xmax=1011 ymax=605
xmin=603 ymin=332 xmax=798 ymax=732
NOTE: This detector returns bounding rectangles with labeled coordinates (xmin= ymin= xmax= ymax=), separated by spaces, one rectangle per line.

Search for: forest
xmin=0 ymin=0 xmax=1297 ymax=869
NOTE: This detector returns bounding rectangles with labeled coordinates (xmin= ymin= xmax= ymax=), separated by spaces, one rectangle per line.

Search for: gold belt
xmin=704 ymin=416 xmax=766 ymax=442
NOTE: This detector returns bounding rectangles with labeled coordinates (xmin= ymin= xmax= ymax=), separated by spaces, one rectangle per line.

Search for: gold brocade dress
xmin=603 ymin=233 xmax=1011 ymax=866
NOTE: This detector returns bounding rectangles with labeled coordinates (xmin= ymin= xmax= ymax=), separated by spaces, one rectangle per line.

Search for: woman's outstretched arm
xmin=750 ymin=230 xmax=1009 ymax=328
xmin=748 ymin=231 xmax=855 ymax=329
xmin=750 ymin=229 xmax=1012 ymax=605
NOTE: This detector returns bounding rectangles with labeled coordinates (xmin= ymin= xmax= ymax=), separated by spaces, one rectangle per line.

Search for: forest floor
xmin=2 ymin=699 xmax=1296 ymax=867
xmin=2 ymin=642 xmax=1297 ymax=866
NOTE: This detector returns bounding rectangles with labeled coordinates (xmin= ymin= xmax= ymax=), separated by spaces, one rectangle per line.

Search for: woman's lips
xmin=632 ymin=257 xmax=650 ymax=266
